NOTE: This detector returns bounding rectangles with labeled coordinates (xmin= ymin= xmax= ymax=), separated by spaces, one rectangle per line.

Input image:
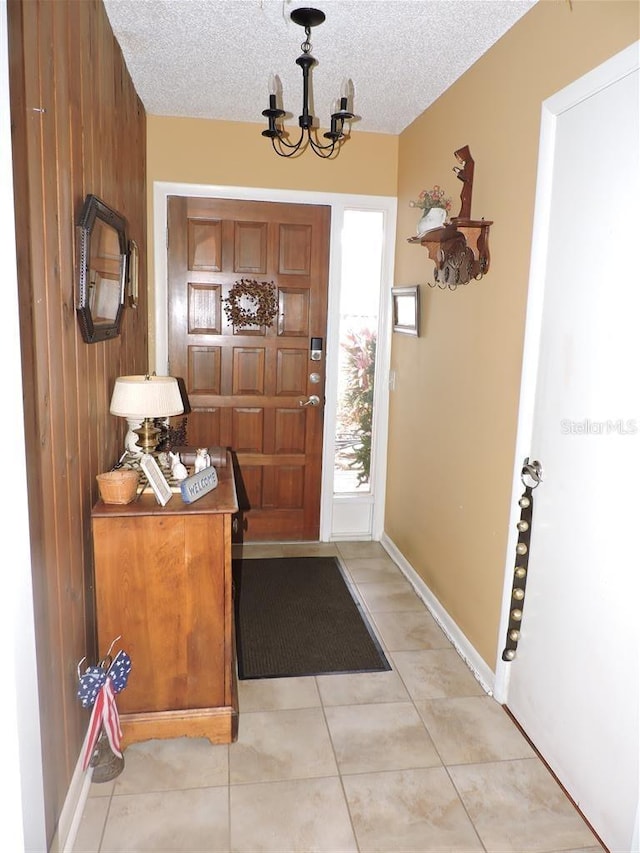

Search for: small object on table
xmin=169 ymin=450 xmax=189 ymax=481
xmin=194 ymin=447 xmax=211 ymax=473
xmin=175 ymin=446 xmax=227 ymax=468
xmin=140 ymin=453 xmax=173 ymax=506
xmin=96 ymin=469 xmax=139 ymax=505
xmin=180 ymin=465 xmax=219 ymax=504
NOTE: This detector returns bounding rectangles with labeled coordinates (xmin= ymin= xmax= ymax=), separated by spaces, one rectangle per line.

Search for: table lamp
xmin=110 ymin=374 xmax=184 ymax=456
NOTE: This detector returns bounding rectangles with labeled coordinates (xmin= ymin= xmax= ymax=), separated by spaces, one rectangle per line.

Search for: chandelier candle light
xmin=262 ymin=7 xmax=354 ymax=158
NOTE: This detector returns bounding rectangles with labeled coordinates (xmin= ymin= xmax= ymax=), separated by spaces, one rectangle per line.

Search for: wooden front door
xmin=167 ymin=196 xmax=330 ymax=541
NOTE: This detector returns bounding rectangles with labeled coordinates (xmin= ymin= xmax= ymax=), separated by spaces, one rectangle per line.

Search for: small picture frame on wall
xmin=391 ymin=286 xmax=420 ymax=336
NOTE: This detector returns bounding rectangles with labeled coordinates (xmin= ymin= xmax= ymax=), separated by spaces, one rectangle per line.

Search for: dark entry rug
xmin=234 ymin=556 xmax=391 ymax=679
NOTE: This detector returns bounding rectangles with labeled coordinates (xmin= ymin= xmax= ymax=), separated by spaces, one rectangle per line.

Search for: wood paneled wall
xmin=8 ymin=0 xmax=147 ymax=843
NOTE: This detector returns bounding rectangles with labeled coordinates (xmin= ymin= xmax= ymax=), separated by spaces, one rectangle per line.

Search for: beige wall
xmin=147 ymin=115 xmax=398 ymax=196
xmin=146 ymin=116 xmax=398 ymax=360
xmin=387 ymin=0 xmax=639 ymax=667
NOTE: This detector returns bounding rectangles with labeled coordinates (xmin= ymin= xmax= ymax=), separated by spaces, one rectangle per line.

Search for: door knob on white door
xmin=521 ymin=457 xmax=543 ymax=487
xmin=299 ymin=395 xmax=320 ymax=407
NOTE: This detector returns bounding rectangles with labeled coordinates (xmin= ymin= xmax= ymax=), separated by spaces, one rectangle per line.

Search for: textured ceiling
xmin=103 ymin=0 xmax=537 ymax=135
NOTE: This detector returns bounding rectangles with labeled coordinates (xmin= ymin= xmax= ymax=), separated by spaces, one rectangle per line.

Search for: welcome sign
xmin=180 ymin=466 xmax=219 ymax=504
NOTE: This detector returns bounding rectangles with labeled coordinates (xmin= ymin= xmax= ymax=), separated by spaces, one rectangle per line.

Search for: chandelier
xmin=261 ymin=7 xmax=354 ymax=159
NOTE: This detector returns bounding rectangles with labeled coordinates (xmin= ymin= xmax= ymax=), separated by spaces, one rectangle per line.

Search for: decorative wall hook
xmin=407 ymin=146 xmax=493 ymax=290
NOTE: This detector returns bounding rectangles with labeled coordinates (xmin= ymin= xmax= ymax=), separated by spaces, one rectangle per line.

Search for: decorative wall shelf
xmin=408 ymin=146 xmax=493 ymax=289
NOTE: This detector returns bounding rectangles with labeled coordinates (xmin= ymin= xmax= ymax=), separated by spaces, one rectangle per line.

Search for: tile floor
xmin=74 ymin=541 xmax=604 ymax=853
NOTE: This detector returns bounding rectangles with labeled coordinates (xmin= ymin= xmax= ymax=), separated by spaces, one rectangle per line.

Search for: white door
xmin=500 ymin=43 xmax=639 ymax=853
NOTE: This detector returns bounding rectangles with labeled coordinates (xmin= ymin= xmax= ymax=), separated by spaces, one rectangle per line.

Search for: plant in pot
xmin=410 ymin=185 xmax=452 ymax=235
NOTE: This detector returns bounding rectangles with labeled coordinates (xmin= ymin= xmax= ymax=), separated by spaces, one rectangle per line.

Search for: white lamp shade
xmin=110 ymin=375 xmax=184 ymax=419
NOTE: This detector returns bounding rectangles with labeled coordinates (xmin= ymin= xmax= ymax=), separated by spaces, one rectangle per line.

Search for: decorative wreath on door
xmin=223 ymin=279 xmax=278 ymax=329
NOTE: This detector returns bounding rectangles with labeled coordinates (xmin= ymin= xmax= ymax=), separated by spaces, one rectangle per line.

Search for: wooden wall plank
xmin=52 ymin=0 xmax=89 ymax=765
xmin=7 ymin=0 xmax=147 ymax=843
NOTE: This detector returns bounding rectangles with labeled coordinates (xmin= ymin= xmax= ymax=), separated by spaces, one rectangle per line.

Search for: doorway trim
xmin=1 ymin=0 xmax=47 ymax=847
xmin=152 ymin=182 xmax=397 ymax=541
xmin=494 ymin=41 xmax=640 ymax=706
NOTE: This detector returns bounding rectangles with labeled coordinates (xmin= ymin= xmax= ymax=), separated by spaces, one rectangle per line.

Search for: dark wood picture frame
xmin=75 ymin=194 xmax=128 ymax=343
xmin=391 ymin=285 xmax=420 ymax=336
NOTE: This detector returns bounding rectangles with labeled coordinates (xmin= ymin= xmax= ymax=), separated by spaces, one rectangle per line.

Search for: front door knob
xmin=299 ymin=395 xmax=320 ymax=407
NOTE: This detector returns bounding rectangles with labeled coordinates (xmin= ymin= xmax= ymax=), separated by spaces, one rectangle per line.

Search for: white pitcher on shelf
xmin=417 ymin=206 xmax=447 ymax=236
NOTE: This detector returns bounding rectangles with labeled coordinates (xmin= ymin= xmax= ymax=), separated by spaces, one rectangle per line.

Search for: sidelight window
xmin=334 ymin=210 xmax=384 ymax=494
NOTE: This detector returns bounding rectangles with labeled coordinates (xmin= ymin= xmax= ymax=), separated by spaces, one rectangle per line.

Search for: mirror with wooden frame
xmin=76 ymin=194 xmax=128 ymax=343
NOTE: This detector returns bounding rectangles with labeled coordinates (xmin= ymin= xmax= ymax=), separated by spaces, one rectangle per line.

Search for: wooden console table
xmin=91 ymin=454 xmax=238 ymax=748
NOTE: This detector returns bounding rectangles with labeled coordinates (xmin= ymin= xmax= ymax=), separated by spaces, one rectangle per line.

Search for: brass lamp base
xmin=133 ymin=417 xmax=161 ymax=455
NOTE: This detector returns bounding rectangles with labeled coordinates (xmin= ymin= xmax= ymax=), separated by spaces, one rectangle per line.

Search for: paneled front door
xmin=167 ymin=196 xmax=330 ymax=541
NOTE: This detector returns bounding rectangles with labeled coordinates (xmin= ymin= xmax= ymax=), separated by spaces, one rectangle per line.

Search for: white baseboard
xmin=50 ymin=729 xmax=93 ymax=853
xmin=380 ymin=533 xmax=495 ymax=696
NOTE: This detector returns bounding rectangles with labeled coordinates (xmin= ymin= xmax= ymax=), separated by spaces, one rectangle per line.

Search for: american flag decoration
xmin=77 ymin=637 xmax=131 ymax=771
